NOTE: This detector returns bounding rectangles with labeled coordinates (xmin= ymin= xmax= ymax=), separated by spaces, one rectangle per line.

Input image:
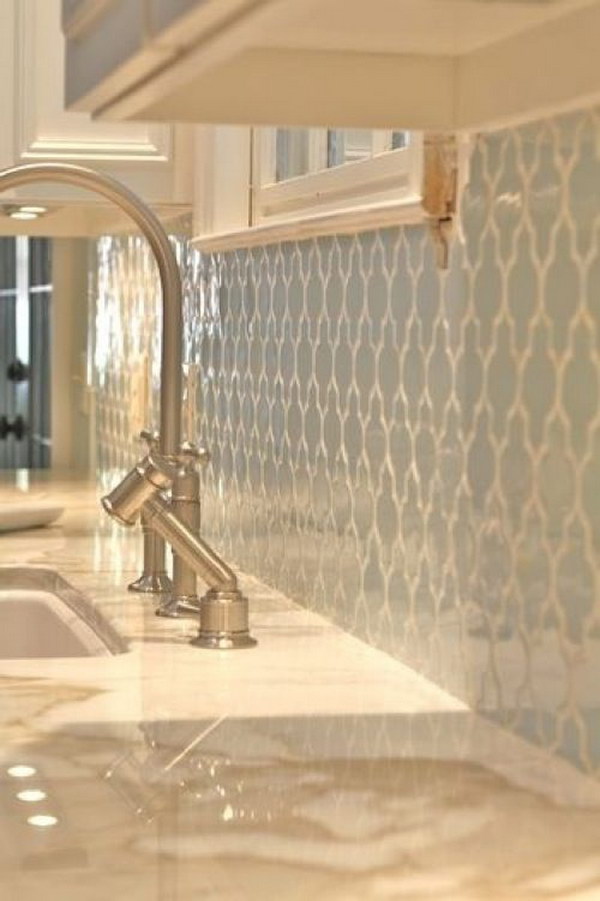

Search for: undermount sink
xmin=0 ymin=567 xmax=127 ymax=659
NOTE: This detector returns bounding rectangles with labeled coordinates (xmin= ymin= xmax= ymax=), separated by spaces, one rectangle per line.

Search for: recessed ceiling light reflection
xmin=9 ymin=211 xmax=38 ymax=221
xmin=7 ymin=765 xmax=37 ymax=778
xmin=19 ymin=206 xmax=47 ymax=214
xmin=27 ymin=814 xmax=58 ymax=828
xmin=17 ymin=789 xmax=47 ymax=803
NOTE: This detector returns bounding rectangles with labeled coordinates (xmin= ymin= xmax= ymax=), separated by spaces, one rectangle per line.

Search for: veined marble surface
xmin=2 ymin=472 xmax=600 ymax=900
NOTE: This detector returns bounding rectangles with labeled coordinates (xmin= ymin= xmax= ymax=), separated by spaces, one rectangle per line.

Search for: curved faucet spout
xmin=0 ymin=162 xmax=182 ymax=455
xmin=0 ymin=162 xmax=256 ymax=648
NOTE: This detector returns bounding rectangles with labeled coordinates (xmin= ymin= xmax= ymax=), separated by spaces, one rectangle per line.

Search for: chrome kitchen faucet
xmin=0 ymin=162 xmax=255 ymax=649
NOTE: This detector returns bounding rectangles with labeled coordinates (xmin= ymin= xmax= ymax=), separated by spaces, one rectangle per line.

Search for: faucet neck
xmin=0 ymin=162 xmax=182 ymax=455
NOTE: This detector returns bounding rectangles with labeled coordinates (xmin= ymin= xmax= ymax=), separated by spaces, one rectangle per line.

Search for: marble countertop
xmin=2 ymin=471 xmax=600 ymax=900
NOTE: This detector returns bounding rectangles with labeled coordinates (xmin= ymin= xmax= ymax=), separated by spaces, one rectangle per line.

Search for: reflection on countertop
xmin=4 ymin=714 xmax=600 ymax=901
xmin=1 ymin=471 xmax=600 ymax=900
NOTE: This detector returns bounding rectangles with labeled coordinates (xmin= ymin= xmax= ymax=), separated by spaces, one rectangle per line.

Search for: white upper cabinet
xmin=63 ymin=0 xmax=600 ymax=132
xmin=0 ymin=0 xmax=193 ymax=235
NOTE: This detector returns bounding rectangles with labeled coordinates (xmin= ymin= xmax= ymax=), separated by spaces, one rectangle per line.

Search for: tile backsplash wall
xmin=462 ymin=110 xmax=600 ymax=772
xmin=91 ymin=107 xmax=600 ymax=775
xmin=188 ymin=227 xmax=470 ymax=697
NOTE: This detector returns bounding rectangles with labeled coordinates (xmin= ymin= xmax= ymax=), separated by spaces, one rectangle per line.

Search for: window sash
xmin=253 ymin=128 xmax=422 ymax=226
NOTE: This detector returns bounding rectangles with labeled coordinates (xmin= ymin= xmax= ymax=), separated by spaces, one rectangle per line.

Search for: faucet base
xmin=191 ymin=630 xmax=257 ymax=650
xmin=155 ymin=594 xmax=200 ymax=618
xmin=190 ymin=588 xmax=257 ymax=649
xmin=128 ymin=573 xmax=172 ymax=594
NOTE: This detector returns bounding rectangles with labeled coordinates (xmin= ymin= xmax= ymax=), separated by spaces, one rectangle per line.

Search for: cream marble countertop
xmin=2 ymin=471 xmax=600 ymax=900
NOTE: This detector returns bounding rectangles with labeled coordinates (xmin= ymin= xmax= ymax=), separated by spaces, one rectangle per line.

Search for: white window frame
xmin=252 ymin=127 xmax=423 ymax=226
xmin=192 ymin=125 xmax=426 ymax=253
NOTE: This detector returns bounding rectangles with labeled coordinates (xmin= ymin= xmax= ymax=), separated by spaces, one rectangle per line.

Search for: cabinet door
xmin=0 ymin=0 xmax=191 ymax=208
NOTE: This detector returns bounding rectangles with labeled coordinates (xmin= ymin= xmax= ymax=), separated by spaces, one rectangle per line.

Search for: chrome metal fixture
xmin=127 ymin=431 xmax=171 ymax=595
xmin=101 ymin=454 xmax=255 ymax=649
xmin=155 ymin=439 xmax=211 ymax=618
xmin=0 ymin=162 xmax=256 ymax=650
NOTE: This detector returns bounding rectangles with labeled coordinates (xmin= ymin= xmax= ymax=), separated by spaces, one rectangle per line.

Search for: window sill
xmin=192 ymin=196 xmax=426 ymax=253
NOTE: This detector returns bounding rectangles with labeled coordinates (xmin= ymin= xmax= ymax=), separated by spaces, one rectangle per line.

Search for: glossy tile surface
xmin=90 ymin=107 xmax=600 ymax=777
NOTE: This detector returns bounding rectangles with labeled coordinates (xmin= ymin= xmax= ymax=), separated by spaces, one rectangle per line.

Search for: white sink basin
xmin=0 ymin=568 xmax=126 ymax=659
xmin=0 ymin=501 xmax=63 ymax=532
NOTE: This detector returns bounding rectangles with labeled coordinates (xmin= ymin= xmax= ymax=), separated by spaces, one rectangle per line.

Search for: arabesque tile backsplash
xmin=91 ymin=108 xmax=600 ymax=776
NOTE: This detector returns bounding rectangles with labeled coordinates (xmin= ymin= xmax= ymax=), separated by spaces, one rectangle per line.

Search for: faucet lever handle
xmin=178 ymin=440 xmax=211 ymax=467
xmin=139 ymin=429 xmax=160 ymax=452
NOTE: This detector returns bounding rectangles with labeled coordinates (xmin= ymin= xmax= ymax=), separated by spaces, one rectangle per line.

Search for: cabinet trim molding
xmin=15 ymin=0 xmax=172 ymax=164
xmin=193 ymin=199 xmax=428 ymax=253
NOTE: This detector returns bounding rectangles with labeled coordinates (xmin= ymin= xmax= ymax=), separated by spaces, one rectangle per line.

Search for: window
xmin=0 ymin=237 xmax=52 ymax=469
xmin=192 ymin=125 xmax=427 ymax=251
xmin=252 ymin=127 xmax=422 ymax=227
xmin=273 ymin=128 xmax=407 ymax=181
